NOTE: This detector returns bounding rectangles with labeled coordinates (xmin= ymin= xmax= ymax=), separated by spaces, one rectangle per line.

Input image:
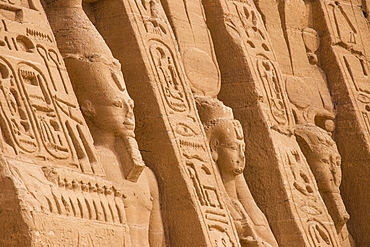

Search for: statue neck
xmin=89 ymin=124 xmax=117 ymax=151
xmin=220 ymin=169 xmax=238 ymax=200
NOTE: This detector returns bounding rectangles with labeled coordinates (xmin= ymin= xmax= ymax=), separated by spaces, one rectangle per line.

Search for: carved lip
xmin=123 ymin=118 xmax=135 ymax=130
xmin=233 ymin=168 xmax=244 ymax=175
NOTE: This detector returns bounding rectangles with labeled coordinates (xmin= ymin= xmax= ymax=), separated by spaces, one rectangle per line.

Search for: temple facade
xmin=0 ymin=0 xmax=368 ymax=246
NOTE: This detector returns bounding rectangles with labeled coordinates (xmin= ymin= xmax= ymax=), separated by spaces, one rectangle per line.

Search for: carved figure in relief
xmin=0 ymin=0 xmax=105 ymax=174
xmin=43 ymin=0 xmax=165 ymax=246
xmin=196 ymin=97 xmax=278 ymax=247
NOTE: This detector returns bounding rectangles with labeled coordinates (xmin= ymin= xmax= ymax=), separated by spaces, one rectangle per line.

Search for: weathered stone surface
xmin=0 ymin=0 xmax=368 ymax=246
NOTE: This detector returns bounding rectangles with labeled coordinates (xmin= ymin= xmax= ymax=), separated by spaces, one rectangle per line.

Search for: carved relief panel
xmin=320 ymin=0 xmax=370 ymax=134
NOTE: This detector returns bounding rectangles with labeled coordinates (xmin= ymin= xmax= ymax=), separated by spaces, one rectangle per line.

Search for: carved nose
xmin=122 ymin=97 xmax=134 ymax=114
xmin=239 ymin=146 xmax=245 ymax=159
xmin=128 ymin=98 xmax=134 ymax=110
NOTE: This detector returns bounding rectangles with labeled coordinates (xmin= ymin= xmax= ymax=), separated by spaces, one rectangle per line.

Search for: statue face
xmin=78 ymin=60 xmax=136 ymax=138
xmin=92 ymin=87 xmax=135 ymax=137
xmin=296 ymin=126 xmax=342 ymax=194
xmin=213 ymin=121 xmax=245 ymax=175
xmin=312 ymin=144 xmax=342 ymax=192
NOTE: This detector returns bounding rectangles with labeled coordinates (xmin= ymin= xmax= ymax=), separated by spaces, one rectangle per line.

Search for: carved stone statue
xmin=295 ymin=124 xmax=349 ymax=232
xmin=43 ymin=0 xmax=165 ymax=246
xmin=196 ymin=96 xmax=278 ymax=247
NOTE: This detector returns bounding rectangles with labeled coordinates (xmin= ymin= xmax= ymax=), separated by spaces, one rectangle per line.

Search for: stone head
xmin=69 ymin=57 xmax=135 ymax=138
xmin=295 ymin=124 xmax=342 ymax=192
xmin=196 ymin=97 xmax=245 ymax=176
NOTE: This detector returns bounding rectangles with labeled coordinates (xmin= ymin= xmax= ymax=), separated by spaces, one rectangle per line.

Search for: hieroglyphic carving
xmin=178 ymin=130 xmax=238 ymax=246
xmin=85 ymin=0 xmax=239 ymax=244
xmin=44 ymin=1 xmax=165 ymax=246
xmin=308 ymin=220 xmax=335 ymax=247
xmin=0 ymin=156 xmax=130 ymax=246
xmin=5 ymin=156 xmax=126 ymax=225
xmin=275 ymin=135 xmax=339 ymax=246
xmin=32 ymin=213 xmax=128 ymax=246
xmin=278 ymin=0 xmax=335 ymax=127
xmin=256 ymin=2 xmax=350 ymax=243
xmin=326 ymin=1 xmax=359 ymax=51
xmin=0 ymin=1 xmax=104 ymax=175
xmin=232 ymin=1 xmax=270 ymax=53
xmin=18 ymin=62 xmax=71 ymax=160
xmin=158 ymin=8 xmax=231 ymax=237
xmin=0 ymin=58 xmax=38 ymax=154
xmin=342 ymin=54 xmax=370 ymax=135
xmin=149 ymin=41 xmax=190 ymax=113
xmin=187 ymin=160 xmax=235 ymax=247
xmin=42 ymin=167 xmax=127 ymax=224
xmin=256 ymin=56 xmax=288 ymax=126
xmin=135 ymin=0 xmax=167 ymax=35
xmin=223 ymin=0 xmax=292 ymax=129
xmin=329 ymin=3 xmax=370 ymax=147
xmin=286 ymin=150 xmax=325 ymax=217
xmin=321 ymin=0 xmax=370 ymax=116
xmin=160 ymin=0 xmax=221 ymax=98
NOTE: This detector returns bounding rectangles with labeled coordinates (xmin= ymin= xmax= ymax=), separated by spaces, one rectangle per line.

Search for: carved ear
xmin=80 ymin=99 xmax=96 ymax=120
xmin=210 ymin=139 xmax=219 ymax=162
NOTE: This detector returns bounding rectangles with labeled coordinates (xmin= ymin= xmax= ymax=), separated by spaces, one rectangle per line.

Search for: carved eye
xmin=230 ymin=146 xmax=238 ymax=151
xmin=175 ymin=123 xmax=197 ymax=137
xmin=228 ymin=143 xmax=238 ymax=151
xmin=321 ymin=158 xmax=330 ymax=164
xmin=113 ymin=99 xmax=123 ymax=108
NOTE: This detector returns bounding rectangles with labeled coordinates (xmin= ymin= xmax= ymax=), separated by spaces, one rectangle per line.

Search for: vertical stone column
xmin=86 ymin=0 xmax=240 ymax=246
xmin=159 ymin=1 xmax=278 ymax=246
xmin=312 ymin=0 xmax=370 ymax=245
xmin=201 ymin=0 xmax=340 ymax=246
